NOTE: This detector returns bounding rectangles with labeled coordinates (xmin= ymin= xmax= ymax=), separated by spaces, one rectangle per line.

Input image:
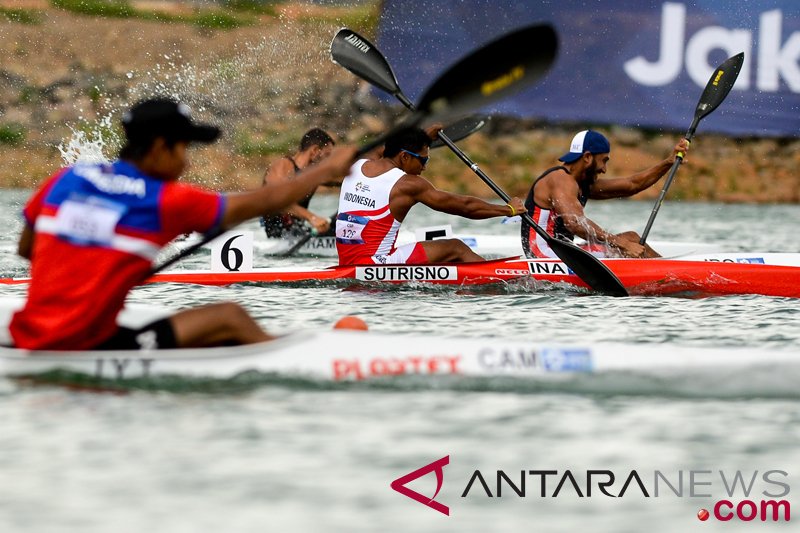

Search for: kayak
xmin=250 ymin=232 xmax=722 ymax=258
xmin=175 ymin=224 xmax=723 ymax=259
xmin=2 ymin=253 xmax=799 ymax=297
xmin=0 ymin=297 xmax=796 ymax=395
xmin=2 ymin=327 xmax=798 ymax=392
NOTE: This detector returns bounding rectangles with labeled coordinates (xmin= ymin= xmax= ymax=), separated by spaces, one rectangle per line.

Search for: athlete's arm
xmin=547 ymin=176 xmax=645 ymax=256
xmin=589 ymin=138 xmax=689 ymax=199
xmin=17 ymin=225 xmax=33 ymax=260
xmin=262 ymin=156 xmax=334 ymax=231
xmin=394 ymin=175 xmax=523 ymax=220
xmin=16 ymin=170 xmax=63 ymax=261
xmin=285 ymin=204 xmax=330 ymax=233
xmin=223 ymin=146 xmax=356 ymax=228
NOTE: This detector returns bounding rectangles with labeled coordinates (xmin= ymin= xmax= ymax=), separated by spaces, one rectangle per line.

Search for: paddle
xmin=431 ymin=114 xmax=490 ymax=149
xmin=278 ymin=114 xmax=490 ymax=258
xmin=331 ymin=27 xmax=628 ymax=296
xmin=152 ymin=24 xmax=558 ymax=275
xmin=639 ymin=52 xmax=744 ymax=245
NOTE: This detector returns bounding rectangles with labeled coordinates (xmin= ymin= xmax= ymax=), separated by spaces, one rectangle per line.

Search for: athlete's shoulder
xmin=395 ymin=173 xmax=433 ymax=192
xmin=162 ymin=179 xmax=219 ymax=199
xmin=542 ymin=165 xmax=571 ymax=179
xmin=544 ymin=167 xmax=578 ymax=189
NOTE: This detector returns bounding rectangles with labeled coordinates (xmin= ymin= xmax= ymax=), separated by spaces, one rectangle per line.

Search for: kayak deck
xmin=2 ymin=254 xmax=799 ymax=298
xmin=149 ymin=256 xmax=800 ymax=298
xmin=2 ymin=330 xmax=799 ymax=398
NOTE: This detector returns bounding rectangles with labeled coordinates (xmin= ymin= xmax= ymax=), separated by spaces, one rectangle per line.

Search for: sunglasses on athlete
xmin=401 ymin=148 xmax=429 ymax=166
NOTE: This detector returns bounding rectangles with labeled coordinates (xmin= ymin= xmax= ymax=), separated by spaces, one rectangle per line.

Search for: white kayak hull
xmin=1 ymin=297 xmax=796 ymax=395
xmin=2 ymin=330 xmax=799 ymax=385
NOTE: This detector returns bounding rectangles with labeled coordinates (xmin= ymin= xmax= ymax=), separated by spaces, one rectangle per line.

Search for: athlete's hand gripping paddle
xmin=639 ymin=53 xmax=744 ymax=245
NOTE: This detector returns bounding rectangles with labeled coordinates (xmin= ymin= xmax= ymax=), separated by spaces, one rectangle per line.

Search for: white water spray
xmin=57 ymin=114 xmax=116 ymax=165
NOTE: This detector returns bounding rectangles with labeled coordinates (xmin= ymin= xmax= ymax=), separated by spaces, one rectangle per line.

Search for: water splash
xmin=56 ymin=17 xmax=369 ymax=180
xmin=57 ymin=114 xmax=116 ymax=165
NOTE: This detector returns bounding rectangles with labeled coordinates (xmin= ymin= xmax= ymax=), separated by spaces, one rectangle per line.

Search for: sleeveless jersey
xmin=10 ymin=160 xmax=224 ymax=350
xmin=335 ymin=159 xmax=405 ymax=265
xmin=262 ymin=156 xmax=315 ymax=238
xmin=521 ymin=166 xmax=590 ymax=258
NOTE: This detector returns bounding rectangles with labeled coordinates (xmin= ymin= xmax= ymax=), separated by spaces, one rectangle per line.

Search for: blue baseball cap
xmin=558 ymin=130 xmax=611 ymax=163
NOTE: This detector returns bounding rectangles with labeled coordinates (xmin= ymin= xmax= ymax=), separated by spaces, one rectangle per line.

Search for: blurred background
xmin=0 ymin=0 xmax=797 ymax=201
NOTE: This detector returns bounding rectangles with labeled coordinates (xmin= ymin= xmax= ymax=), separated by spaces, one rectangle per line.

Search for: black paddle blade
xmin=430 ymin=114 xmax=490 ymax=148
xmin=547 ymin=238 xmax=628 ymax=296
xmin=416 ymin=24 xmax=558 ymax=119
xmin=331 ymin=29 xmax=402 ymax=95
xmin=694 ymin=52 xmax=744 ymax=122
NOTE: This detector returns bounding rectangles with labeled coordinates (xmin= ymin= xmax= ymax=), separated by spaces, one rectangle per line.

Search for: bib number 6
xmin=211 ymin=231 xmax=254 ymax=272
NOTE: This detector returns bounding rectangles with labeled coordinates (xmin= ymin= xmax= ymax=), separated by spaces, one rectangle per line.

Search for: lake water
xmin=0 ymin=190 xmax=798 ymax=533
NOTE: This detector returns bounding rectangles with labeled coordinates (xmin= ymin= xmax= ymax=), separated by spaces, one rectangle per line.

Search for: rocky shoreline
xmin=0 ymin=1 xmax=797 ymax=202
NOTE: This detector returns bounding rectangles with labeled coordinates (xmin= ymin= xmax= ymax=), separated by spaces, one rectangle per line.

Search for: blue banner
xmin=377 ymin=1 xmax=800 ymax=137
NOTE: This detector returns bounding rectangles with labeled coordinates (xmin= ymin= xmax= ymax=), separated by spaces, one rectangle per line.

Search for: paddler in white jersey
xmin=336 ymin=126 xmax=525 ymax=265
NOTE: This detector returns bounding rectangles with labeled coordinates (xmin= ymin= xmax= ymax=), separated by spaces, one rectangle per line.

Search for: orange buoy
xmin=333 ymin=315 xmax=369 ymax=331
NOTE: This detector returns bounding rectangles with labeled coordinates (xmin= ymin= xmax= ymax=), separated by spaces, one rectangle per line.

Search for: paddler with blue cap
xmin=520 ymin=129 xmax=689 ymax=259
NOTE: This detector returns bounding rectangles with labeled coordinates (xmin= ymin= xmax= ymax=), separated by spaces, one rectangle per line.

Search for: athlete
xmin=521 ymin=129 xmax=690 ymax=259
xmin=261 ymin=128 xmax=337 ymax=239
xmin=10 ymin=98 xmax=356 ymax=351
xmin=336 ymin=126 xmax=525 ymax=265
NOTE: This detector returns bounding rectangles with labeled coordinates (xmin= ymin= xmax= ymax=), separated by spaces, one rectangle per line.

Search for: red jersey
xmin=10 ymin=160 xmax=224 ymax=350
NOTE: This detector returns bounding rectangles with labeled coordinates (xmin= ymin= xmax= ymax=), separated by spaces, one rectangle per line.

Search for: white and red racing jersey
xmin=335 ymin=159 xmax=405 ymax=265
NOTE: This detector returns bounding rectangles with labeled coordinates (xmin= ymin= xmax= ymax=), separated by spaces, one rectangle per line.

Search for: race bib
xmin=54 ymin=195 xmax=127 ymax=246
xmin=335 ymin=214 xmax=368 ymax=245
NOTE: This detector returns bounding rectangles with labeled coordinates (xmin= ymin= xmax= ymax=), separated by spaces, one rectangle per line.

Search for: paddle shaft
xmin=393 ymin=85 xmax=574 ymax=249
xmin=638 ymin=52 xmax=743 ymax=245
xmin=639 ymin=121 xmax=697 ymax=245
xmin=432 ymin=132 xmax=549 ymax=241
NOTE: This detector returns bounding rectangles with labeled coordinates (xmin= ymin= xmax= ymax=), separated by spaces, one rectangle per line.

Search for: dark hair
xmin=119 ymin=136 xmax=182 ymax=161
xmin=383 ymin=127 xmax=431 ymax=158
xmin=299 ymin=128 xmax=335 ymax=151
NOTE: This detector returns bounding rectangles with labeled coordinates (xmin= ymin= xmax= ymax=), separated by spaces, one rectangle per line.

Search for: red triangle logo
xmin=390 ymin=455 xmax=450 ymax=516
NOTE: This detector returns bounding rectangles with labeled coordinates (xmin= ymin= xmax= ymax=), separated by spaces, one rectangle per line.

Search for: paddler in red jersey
xmin=336 ymin=126 xmax=525 ymax=265
xmin=521 ymin=129 xmax=690 ymax=259
xmin=10 ymin=98 xmax=356 ymax=351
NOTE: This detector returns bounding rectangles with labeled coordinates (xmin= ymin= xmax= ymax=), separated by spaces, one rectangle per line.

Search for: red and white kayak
xmin=3 ymin=252 xmax=797 ymax=297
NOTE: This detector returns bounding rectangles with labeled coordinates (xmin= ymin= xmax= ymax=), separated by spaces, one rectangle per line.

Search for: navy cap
xmin=558 ymin=130 xmax=611 ymax=163
xmin=122 ymin=98 xmax=220 ymax=143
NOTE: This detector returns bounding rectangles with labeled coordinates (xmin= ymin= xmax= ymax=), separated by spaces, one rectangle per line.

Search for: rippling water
xmin=1 ymin=190 xmax=798 ymax=532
